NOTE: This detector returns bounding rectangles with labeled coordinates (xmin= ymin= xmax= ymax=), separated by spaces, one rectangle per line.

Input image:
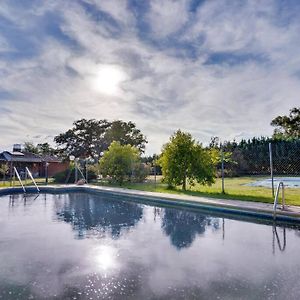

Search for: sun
xmin=91 ymin=64 xmax=127 ymax=96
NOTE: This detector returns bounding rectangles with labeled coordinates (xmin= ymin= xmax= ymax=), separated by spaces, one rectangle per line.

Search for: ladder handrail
xmin=25 ymin=167 xmax=40 ymax=193
xmin=75 ymin=161 xmax=86 ymax=183
xmin=77 ymin=166 xmax=86 ymax=181
xmin=273 ymin=181 xmax=285 ymax=218
xmin=13 ymin=167 xmax=26 ymax=193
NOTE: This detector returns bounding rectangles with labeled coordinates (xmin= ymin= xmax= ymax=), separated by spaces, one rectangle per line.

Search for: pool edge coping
xmin=1 ymin=184 xmax=300 ymax=224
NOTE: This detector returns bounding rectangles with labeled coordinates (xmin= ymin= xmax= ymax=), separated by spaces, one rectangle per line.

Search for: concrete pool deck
xmin=1 ymin=184 xmax=300 ymax=223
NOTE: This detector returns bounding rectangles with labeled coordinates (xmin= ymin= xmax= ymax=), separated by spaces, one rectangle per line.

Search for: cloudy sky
xmin=0 ymin=0 xmax=300 ymax=154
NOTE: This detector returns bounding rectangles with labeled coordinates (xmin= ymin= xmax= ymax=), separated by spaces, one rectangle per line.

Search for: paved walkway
xmin=1 ymin=184 xmax=300 ymax=221
xmin=91 ymin=184 xmax=300 ymax=215
xmin=48 ymin=184 xmax=300 ymax=220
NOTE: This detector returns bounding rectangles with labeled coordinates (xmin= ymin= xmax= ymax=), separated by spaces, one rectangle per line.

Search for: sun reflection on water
xmin=92 ymin=245 xmax=119 ymax=273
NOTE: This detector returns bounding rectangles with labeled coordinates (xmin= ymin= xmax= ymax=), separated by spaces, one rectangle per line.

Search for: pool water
xmin=247 ymin=177 xmax=300 ymax=188
xmin=1 ymin=192 xmax=300 ymax=299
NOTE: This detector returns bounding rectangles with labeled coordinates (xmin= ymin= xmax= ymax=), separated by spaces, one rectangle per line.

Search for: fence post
xmin=269 ymin=142 xmax=274 ymax=197
xmin=75 ymin=159 xmax=78 ymax=183
xmin=221 ymin=145 xmax=225 ymax=194
xmin=154 ymin=156 xmax=157 ymax=189
xmin=85 ymin=161 xmax=88 ymax=184
xmin=10 ymin=160 xmax=13 ymax=187
xmin=45 ymin=162 xmax=49 ymax=185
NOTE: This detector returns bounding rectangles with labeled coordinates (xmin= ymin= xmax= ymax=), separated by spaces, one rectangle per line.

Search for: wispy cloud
xmin=146 ymin=0 xmax=190 ymax=38
xmin=0 ymin=0 xmax=300 ymax=154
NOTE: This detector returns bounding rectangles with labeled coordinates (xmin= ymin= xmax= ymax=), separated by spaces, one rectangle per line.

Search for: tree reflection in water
xmin=53 ymin=193 xmax=143 ymax=239
xmin=162 ymin=208 xmax=220 ymax=249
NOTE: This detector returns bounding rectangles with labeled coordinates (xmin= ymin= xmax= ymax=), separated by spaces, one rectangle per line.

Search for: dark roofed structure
xmin=0 ymin=147 xmax=69 ymax=178
xmin=1 ymin=151 xmax=42 ymax=163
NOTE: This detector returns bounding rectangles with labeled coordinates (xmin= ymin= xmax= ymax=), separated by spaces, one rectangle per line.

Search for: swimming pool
xmin=1 ymin=192 xmax=300 ymax=299
xmin=247 ymin=177 xmax=300 ymax=188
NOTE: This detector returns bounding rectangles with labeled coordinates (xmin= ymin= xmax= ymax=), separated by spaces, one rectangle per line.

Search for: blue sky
xmin=1 ymin=0 xmax=300 ymax=154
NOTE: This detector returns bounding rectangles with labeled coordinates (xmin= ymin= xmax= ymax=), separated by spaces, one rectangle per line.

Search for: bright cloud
xmin=0 ymin=0 xmax=300 ymax=154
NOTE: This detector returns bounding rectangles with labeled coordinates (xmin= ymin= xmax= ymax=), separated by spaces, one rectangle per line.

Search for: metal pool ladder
xmin=12 ymin=167 xmax=40 ymax=194
xmin=13 ymin=167 xmax=26 ymax=193
xmin=273 ymin=181 xmax=285 ymax=219
xmin=25 ymin=167 xmax=40 ymax=193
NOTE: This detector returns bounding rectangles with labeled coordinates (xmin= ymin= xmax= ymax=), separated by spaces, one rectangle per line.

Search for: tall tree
xmin=54 ymin=119 xmax=147 ymax=159
xmin=159 ymin=130 xmax=215 ymax=190
xmin=37 ymin=143 xmax=57 ymax=155
xmin=104 ymin=120 xmax=147 ymax=153
xmin=219 ymin=137 xmax=300 ymax=176
xmin=24 ymin=142 xmax=57 ymax=155
xmin=54 ymin=119 xmax=110 ymax=159
xmin=23 ymin=142 xmax=39 ymax=154
xmin=271 ymin=107 xmax=300 ymax=139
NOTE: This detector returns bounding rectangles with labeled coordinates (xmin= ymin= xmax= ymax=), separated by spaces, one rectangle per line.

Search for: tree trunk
xmin=182 ymin=167 xmax=187 ymax=191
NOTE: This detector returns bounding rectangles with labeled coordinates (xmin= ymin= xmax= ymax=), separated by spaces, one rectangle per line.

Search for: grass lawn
xmin=92 ymin=176 xmax=300 ymax=206
xmin=1 ymin=176 xmax=299 ymax=206
xmin=0 ymin=177 xmax=54 ymax=188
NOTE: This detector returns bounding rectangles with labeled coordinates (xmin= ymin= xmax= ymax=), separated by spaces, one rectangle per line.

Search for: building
xmin=0 ymin=144 xmax=69 ymax=178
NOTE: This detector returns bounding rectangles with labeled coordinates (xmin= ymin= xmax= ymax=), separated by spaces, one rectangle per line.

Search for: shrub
xmin=132 ymin=163 xmax=151 ymax=183
xmin=53 ymin=166 xmax=97 ymax=183
xmin=100 ymin=141 xmax=143 ymax=185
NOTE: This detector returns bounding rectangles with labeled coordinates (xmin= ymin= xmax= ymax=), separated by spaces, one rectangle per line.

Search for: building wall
xmin=42 ymin=162 xmax=69 ymax=177
xmin=0 ymin=155 xmax=69 ymax=178
xmin=7 ymin=162 xmax=41 ymax=178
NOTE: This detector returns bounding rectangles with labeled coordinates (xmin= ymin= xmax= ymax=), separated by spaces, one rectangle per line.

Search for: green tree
xmin=104 ymin=120 xmax=147 ymax=153
xmin=54 ymin=119 xmax=110 ymax=159
xmin=218 ymin=137 xmax=300 ymax=176
xmin=141 ymin=154 xmax=162 ymax=175
xmin=159 ymin=130 xmax=215 ymax=190
xmin=271 ymin=107 xmax=300 ymax=139
xmin=54 ymin=119 xmax=147 ymax=159
xmin=207 ymin=137 xmax=235 ymax=176
xmin=99 ymin=141 xmax=140 ymax=185
xmin=24 ymin=142 xmax=57 ymax=155
xmin=37 ymin=143 xmax=57 ymax=155
xmin=132 ymin=163 xmax=151 ymax=183
xmin=24 ymin=142 xmax=39 ymax=154
xmin=0 ymin=163 xmax=9 ymax=183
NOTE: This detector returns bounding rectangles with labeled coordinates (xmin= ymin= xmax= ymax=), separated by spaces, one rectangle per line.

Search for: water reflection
xmin=272 ymin=224 xmax=286 ymax=253
xmin=53 ymin=193 xmax=143 ymax=239
xmin=2 ymin=193 xmax=300 ymax=299
xmin=161 ymin=208 xmax=220 ymax=249
xmin=8 ymin=193 xmax=40 ymax=207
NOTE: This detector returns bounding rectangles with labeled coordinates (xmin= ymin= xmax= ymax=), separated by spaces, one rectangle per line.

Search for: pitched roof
xmin=0 ymin=153 xmax=6 ymax=162
xmin=0 ymin=151 xmax=64 ymax=163
xmin=40 ymin=155 xmax=63 ymax=163
xmin=1 ymin=151 xmax=42 ymax=163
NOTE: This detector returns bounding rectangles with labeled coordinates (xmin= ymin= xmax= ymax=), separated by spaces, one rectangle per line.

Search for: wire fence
xmin=220 ymin=141 xmax=300 ymax=199
xmin=272 ymin=141 xmax=300 ymax=175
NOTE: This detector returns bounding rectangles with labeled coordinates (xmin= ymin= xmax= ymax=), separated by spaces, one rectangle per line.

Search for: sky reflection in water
xmin=1 ymin=192 xmax=300 ymax=299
